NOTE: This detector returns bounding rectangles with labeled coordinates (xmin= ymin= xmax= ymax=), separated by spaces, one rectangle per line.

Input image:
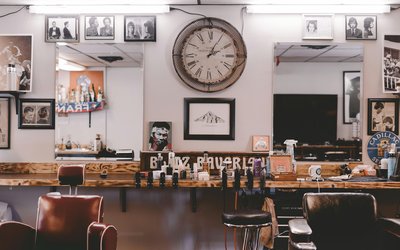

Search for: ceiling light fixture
xmin=28 ymin=5 xmax=170 ymax=14
xmin=246 ymin=4 xmax=391 ymax=14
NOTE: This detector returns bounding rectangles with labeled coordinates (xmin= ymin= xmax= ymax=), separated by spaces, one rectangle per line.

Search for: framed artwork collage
xmin=45 ymin=15 xmax=156 ymax=42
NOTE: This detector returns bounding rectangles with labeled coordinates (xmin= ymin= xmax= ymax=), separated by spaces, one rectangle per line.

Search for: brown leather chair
xmin=0 ymin=165 xmax=117 ymax=250
xmin=288 ymin=192 xmax=400 ymax=250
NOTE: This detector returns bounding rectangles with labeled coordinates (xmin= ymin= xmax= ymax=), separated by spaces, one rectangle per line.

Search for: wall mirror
xmin=55 ymin=43 xmax=144 ymax=161
xmin=273 ymin=42 xmax=363 ymax=161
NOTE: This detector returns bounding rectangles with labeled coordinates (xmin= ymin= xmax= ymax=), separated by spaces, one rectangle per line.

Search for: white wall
xmin=1 ymin=5 xmax=400 ymax=250
xmin=274 ymin=62 xmax=362 ymax=140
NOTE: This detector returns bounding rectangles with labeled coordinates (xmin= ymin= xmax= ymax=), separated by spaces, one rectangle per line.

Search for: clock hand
xmin=207 ymin=34 xmax=223 ymax=58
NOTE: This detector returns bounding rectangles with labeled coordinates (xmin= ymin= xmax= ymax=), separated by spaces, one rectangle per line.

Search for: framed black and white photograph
xmin=383 ymin=35 xmax=400 ymax=93
xmin=85 ymin=16 xmax=115 ymax=40
xmin=345 ymin=15 xmax=377 ymax=40
xmin=18 ymin=98 xmax=55 ymax=129
xmin=148 ymin=121 xmax=172 ymax=151
xmin=302 ymin=14 xmax=333 ymax=40
xmin=367 ymin=98 xmax=399 ymax=135
xmin=45 ymin=16 xmax=79 ymax=43
xmin=184 ymin=98 xmax=235 ymax=140
xmin=0 ymin=35 xmax=33 ymax=92
xmin=343 ymin=71 xmax=361 ymax=124
xmin=124 ymin=16 xmax=156 ymax=42
xmin=0 ymin=97 xmax=10 ymax=149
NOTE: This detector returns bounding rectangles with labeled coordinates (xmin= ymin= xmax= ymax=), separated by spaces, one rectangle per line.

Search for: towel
xmin=259 ymin=197 xmax=279 ymax=249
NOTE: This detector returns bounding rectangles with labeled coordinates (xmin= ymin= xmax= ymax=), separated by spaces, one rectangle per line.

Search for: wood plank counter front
xmin=0 ymin=162 xmax=399 ymax=189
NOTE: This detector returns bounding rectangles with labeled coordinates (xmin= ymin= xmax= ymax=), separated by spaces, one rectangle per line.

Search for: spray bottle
xmin=284 ymin=139 xmax=298 ymax=173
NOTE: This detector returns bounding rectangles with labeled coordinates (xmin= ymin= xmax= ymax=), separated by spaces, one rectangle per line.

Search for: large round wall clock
xmin=172 ymin=17 xmax=247 ymax=92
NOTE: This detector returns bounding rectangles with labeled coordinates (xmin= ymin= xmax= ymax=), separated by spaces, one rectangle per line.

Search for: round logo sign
xmin=367 ymin=131 xmax=400 ymax=164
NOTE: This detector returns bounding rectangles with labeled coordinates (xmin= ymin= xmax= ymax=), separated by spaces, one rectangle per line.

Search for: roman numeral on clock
xmin=196 ymin=33 xmax=204 ymax=42
xmin=208 ymin=30 xmax=213 ymax=40
xmin=207 ymin=70 xmax=212 ymax=80
xmin=223 ymin=61 xmax=232 ymax=70
xmin=223 ymin=43 xmax=232 ymax=49
xmin=195 ymin=68 xmax=202 ymax=77
xmin=187 ymin=61 xmax=197 ymax=69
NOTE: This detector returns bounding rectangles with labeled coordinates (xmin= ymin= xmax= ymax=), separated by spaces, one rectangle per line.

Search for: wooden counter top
xmin=0 ymin=173 xmax=399 ymax=189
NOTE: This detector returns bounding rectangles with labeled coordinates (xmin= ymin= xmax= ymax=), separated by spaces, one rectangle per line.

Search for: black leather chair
xmin=288 ymin=192 xmax=400 ymax=250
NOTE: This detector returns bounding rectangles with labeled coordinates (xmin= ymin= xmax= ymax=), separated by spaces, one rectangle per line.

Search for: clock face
xmin=172 ymin=18 xmax=246 ymax=92
xmin=182 ymin=27 xmax=238 ymax=84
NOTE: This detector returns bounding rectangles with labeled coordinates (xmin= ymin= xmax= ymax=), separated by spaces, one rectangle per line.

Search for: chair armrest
xmin=288 ymin=219 xmax=316 ymax=250
xmin=87 ymin=222 xmax=117 ymax=250
xmin=378 ymin=218 xmax=400 ymax=238
xmin=0 ymin=221 xmax=35 ymax=250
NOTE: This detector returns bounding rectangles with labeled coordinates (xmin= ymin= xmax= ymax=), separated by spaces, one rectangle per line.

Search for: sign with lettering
xmin=56 ymin=101 xmax=104 ymax=113
xmin=140 ymin=151 xmax=269 ymax=171
xmin=367 ymin=131 xmax=400 ymax=164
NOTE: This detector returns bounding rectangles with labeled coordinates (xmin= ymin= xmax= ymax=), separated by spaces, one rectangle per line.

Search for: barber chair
xmin=288 ymin=192 xmax=400 ymax=250
xmin=0 ymin=165 xmax=117 ymax=250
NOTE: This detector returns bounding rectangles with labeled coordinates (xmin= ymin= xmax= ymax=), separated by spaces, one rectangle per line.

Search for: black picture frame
xmin=383 ymin=35 xmax=400 ymax=93
xmin=345 ymin=15 xmax=377 ymax=40
xmin=84 ymin=16 xmax=115 ymax=40
xmin=343 ymin=71 xmax=361 ymax=124
xmin=0 ymin=97 xmax=10 ymax=149
xmin=367 ymin=98 xmax=399 ymax=135
xmin=18 ymin=98 xmax=55 ymax=129
xmin=184 ymin=98 xmax=235 ymax=140
xmin=124 ymin=16 xmax=156 ymax=42
xmin=45 ymin=15 xmax=79 ymax=43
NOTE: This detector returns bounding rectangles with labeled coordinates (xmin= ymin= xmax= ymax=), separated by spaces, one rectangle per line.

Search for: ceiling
xmin=0 ymin=0 xmax=400 ymax=5
xmin=274 ymin=43 xmax=364 ymax=63
xmin=58 ymin=43 xmax=143 ymax=68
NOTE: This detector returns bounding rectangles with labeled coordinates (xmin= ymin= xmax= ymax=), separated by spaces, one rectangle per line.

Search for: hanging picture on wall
xmin=343 ymin=71 xmax=361 ymax=124
xmin=345 ymin=15 xmax=377 ymax=40
xmin=45 ymin=16 xmax=79 ymax=43
xmin=252 ymin=135 xmax=270 ymax=152
xmin=302 ymin=14 xmax=333 ymax=40
xmin=184 ymin=98 xmax=235 ymax=140
xmin=85 ymin=16 xmax=115 ymax=40
xmin=124 ymin=16 xmax=156 ymax=42
xmin=367 ymin=98 xmax=399 ymax=135
xmin=148 ymin=121 xmax=172 ymax=151
xmin=383 ymin=35 xmax=400 ymax=93
xmin=0 ymin=35 xmax=32 ymax=92
xmin=0 ymin=97 xmax=10 ymax=149
xmin=18 ymin=99 xmax=55 ymax=129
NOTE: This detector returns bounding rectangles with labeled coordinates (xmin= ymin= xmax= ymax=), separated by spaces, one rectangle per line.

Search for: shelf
xmin=56 ymin=101 xmax=105 ymax=113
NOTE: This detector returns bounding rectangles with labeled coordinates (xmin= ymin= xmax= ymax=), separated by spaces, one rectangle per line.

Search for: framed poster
xmin=367 ymin=98 xmax=399 ymax=135
xmin=0 ymin=35 xmax=33 ymax=92
xmin=343 ymin=71 xmax=361 ymax=124
xmin=0 ymin=97 xmax=10 ymax=149
xmin=18 ymin=98 xmax=55 ymax=129
xmin=45 ymin=15 xmax=79 ymax=43
xmin=302 ymin=14 xmax=333 ymax=40
xmin=383 ymin=35 xmax=400 ymax=93
xmin=252 ymin=135 xmax=270 ymax=152
xmin=148 ymin=121 xmax=172 ymax=151
xmin=124 ymin=16 xmax=156 ymax=42
xmin=184 ymin=98 xmax=235 ymax=140
xmin=85 ymin=16 xmax=115 ymax=40
xmin=345 ymin=15 xmax=377 ymax=40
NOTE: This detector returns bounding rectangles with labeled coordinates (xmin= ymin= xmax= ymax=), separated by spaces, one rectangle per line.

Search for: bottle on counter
xmin=387 ymin=152 xmax=396 ymax=179
xmin=10 ymin=64 xmax=17 ymax=91
xmin=157 ymin=153 xmax=163 ymax=170
xmin=254 ymin=156 xmax=262 ymax=177
xmin=202 ymin=151 xmax=209 ymax=174
xmin=94 ymin=134 xmax=102 ymax=151
xmin=65 ymin=135 xmax=72 ymax=150
xmin=97 ymin=86 xmax=103 ymax=102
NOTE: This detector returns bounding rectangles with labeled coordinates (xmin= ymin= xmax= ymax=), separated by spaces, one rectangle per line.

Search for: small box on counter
xmin=271 ymin=172 xmax=297 ymax=181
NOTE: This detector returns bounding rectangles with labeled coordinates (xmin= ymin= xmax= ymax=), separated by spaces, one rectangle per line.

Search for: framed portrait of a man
xmin=0 ymin=97 xmax=10 ymax=149
xmin=343 ymin=71 xmax=361 ymax=124
xmin=124 ymin=16 xmax=156 ymax=42
xmin=18 ymin=98 xmax=55 ymax=129
xmin=85 ymin=16 xmax=115 ymax=40
xmin=45 ymin=16 xmax=79 ymax=43
xmin=367 ymin=98 xmax=399 ymax=135
xmin=148 ymin=121 xmax=172 ymax=151
xmin=345 ymin=15 xmax=377 ymax=40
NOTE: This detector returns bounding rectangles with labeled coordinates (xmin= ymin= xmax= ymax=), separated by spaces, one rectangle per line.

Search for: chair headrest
xmin=57 ymin=165 xmax=85 ymax=186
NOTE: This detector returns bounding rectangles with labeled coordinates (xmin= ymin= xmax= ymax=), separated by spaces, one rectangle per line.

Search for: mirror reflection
xmin=273 ymin=42 xmax=363 ymax=161
xmin=55 ymin=43 xmax=144 ymax=161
